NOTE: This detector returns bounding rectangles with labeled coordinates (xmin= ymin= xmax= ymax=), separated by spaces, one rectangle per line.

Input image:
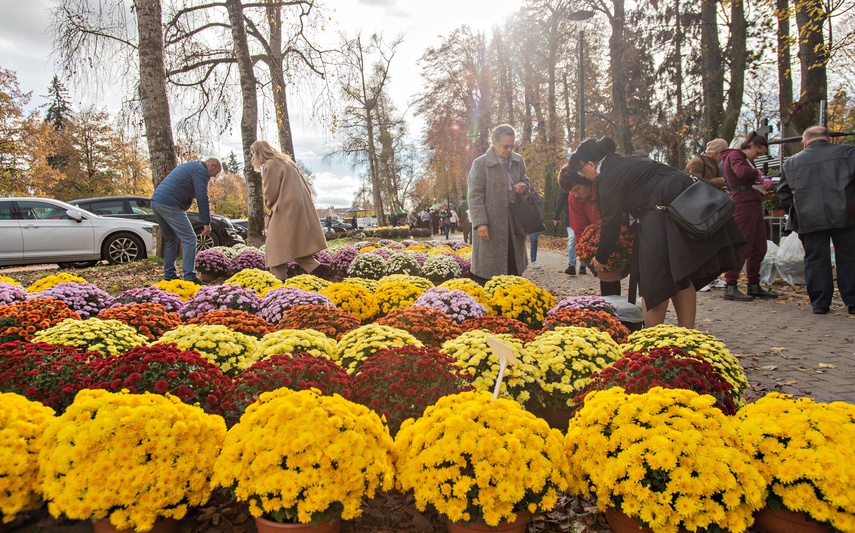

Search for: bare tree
xmin=330 ymin=32 xmax=403 ymax=226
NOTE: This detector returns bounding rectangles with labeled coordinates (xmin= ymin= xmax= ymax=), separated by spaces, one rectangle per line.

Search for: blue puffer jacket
xmin=151 ymin=161 xmax=212 ymax=224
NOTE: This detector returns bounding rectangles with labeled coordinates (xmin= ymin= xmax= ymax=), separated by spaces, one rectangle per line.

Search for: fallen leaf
xmin=819 ymin=363 xmax=837 ymax=369
xmin=759 ymin=365 xmax=778 ymax=371
xmin=770 ymin=347 xmax=785 ymax=352
xmin=779 ymin=380 xmax=798 ymax=385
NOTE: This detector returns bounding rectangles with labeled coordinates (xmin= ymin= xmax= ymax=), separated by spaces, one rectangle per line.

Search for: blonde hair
xmin=250 ymin=140 xmax=291 ymax=171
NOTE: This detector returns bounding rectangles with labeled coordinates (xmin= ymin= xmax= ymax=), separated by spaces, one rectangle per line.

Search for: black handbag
xmin=511 ymin=192 xmax=546 ymax=235
xmin=658 ymin=174 xmax=735 ymax=240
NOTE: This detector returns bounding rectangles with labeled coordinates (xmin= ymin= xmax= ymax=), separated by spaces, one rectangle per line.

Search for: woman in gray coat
xmin=468 ymin=124 xmax=531 ymax=282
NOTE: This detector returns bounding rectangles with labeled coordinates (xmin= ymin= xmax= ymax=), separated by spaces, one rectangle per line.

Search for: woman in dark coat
xmin=569 ymin=137 xmax=744 ymax=328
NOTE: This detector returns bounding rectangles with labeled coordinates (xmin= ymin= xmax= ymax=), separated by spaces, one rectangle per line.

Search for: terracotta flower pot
xmin=254 ymin=517 xmax=341 ymax=533
xmin=92 ymin=518 xmax=179 ymax=533
xmin=754 ymin=507 xmax=830 ymax=533
xmin=446 ymin=511 xmax=529 ymax=533
xmin=770 ymin=209 xmax=786 ymax=217
xmin=527 ymin=404 xmax=573 ymax=431
xmin=606 ymin=509 xmax=653 ymax=533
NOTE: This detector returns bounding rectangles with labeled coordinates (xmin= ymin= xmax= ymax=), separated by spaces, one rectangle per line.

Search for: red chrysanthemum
xmin=221 ymin=352 xmax=353 ymax=426
xmin=88 ymin=343 xmax=232 ymax=415
xmin=573 ymin=346 xmax=737 ymax=415
xmin=351 ymin=345 xmax=473 ymax=436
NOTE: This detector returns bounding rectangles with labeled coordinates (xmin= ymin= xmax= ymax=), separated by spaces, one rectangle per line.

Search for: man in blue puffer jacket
xmin=152 ymin=158 xmax=221 ymax=283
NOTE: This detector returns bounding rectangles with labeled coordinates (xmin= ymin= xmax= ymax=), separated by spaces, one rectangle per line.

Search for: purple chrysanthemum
xmin=179 ymin=284 xmax=262 ymax=320
xmin=413 ymin=288 xmax=486 ymax=323
xmin=0 ymin=283 xmax=28 ymax=307
xmin=230 ymin=249 xmax=267 ymax=273
xmin=549 ymin=295 xmax=618 ymax=316
xmin=110 ymin=287 xmax=185 ymax=313
xmin=258 ymin=287 xmax=335 ymax=324
xmin=196 ymin=249 xmax=231 ymax=277
xmin=330 ymin=247 xmax=359 ymax=277
xmin=36 ymin=282 xmax=113 ymax=319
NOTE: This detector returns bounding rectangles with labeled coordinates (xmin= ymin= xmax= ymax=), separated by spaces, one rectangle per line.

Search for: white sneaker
xmin=529 ymin=262 xmax=541 ymax=269
xmin=711 ymin=279 xmax=727 ymax=288
xmin=699 ymin=283 xmax=712 ymax=292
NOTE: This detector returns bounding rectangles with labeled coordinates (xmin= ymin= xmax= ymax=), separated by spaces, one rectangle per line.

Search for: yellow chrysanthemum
xmin=154 ymin=324 xmax=257 ymax=375
xmin=155 ymin=279 xmax=201 ymax=301
xmin=26 ymin=273 xmax=87 ymax=293
xmin=395 ymin=390 xmax=569 ymax=526
xmin=251 ymin=328 xmax=337 ymax=361
xmin=39 ymin=390 xmax=225 ymax=532
xmin=484 ymin=275 xmax=556 ymax=327
xmin=334 ymin=324 xmax=421 ymax=374
xmin=325 ymin=282 xmax=379 ymax=322
xmin=224 ymin=268 xmax=282 ymax=296
xmin=0 ymin=393 xmax=55 ymax=524
xmin=31 ymin=318 xmax=147 ymax=356
xmin=0 ymin=275 xmax=21 ymax=286
xmin=565 ymin=387 xmax=766 ymax=533
xmin=212 ymin=388 xmax=394 ymax=523
xmin=735 ymin=393 xmax=855 ymax=531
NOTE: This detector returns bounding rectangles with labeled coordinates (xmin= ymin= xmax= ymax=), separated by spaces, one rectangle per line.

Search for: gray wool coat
xmin=468 ymin=147 xmax=530 ymax=279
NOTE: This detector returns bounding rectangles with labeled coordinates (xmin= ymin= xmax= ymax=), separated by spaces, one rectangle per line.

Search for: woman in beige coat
xmin=250 ymin=140 xmax=328 ymax=280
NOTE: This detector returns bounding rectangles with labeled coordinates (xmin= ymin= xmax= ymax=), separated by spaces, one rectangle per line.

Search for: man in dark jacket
xmin=777 ymin=126 xmax=855 ymax=315
xmin=152 ymin=158 xmax=221 ymax=283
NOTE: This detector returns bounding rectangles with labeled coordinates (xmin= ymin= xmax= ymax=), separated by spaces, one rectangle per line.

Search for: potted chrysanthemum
xmin=395 ymin=390 xmax=569 ymax=531
xmin=736 ymin=393 xmax=855 ymax=533
xmin=212 ymin=388 xmax=395 ymax=532
xmin=39 ymin=389 xmax=226 ymax=533
xmin=484 ymin=275 xmax=556 ymax=328
xmin=334 ymin=323 xmax=422 ymax=374
xmin=522 ymin=326 xmax=622 ymax=427
xmin=622 ymin=324 xmax=750 ymax=404
xmin=565 ymin=387 xmax=766 ymax=533
xmin=0 ymin=392 xmax=55 ymax=525
xmin=31 ymin=317 xmax=148 ymax=357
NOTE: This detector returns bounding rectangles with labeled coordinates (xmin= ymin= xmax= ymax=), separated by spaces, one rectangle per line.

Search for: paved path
xmin=523 ymin=247 xmax=855 ymax=405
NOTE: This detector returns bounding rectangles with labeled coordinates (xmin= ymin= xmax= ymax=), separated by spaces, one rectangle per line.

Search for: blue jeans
xmin=152 ymin=201 xmax=197 ymax=280
xmin=528 ymin=233 xmax=538 ymax=262
xmin=566 ymin=227 xmax=577 ymax=267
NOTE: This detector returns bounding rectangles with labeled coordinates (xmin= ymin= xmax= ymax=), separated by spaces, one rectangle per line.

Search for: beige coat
xmin=263 ymin=157 xmax=327 ymax=268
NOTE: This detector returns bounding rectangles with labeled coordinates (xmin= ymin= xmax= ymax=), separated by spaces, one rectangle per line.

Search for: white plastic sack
xmin=759 ymin=240 xmax=779 ymax=285
xmin=775 ymin=232 xmax=805 ymax=286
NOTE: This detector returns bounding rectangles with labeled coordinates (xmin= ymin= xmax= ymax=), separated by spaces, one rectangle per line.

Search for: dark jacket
xmin=151 ymin=161 xmax=212 ymax=224
xmin=777 ymin=140 xmax=855 ymax=233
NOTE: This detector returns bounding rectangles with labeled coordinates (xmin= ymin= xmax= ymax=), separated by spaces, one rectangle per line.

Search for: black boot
xmin=747 ymin=284 xmax=777 ymax=298
xmin=724 ymin=285 xmax=754 ymax=301
xmin=579 ymin=265 xmax=587 ymax=275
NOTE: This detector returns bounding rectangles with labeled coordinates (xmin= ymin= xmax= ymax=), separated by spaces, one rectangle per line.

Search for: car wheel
xmin=57 ymin=261 xmax=99 ymax=269
xmin=102 ymin=233 xmax=146 ymax=265
xmin=195 ymin=229 xmax=220 ymax=251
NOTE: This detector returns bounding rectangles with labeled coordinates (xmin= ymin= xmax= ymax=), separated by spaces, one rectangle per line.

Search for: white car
xmin=0 ymin=198 xmax=154 ymax=269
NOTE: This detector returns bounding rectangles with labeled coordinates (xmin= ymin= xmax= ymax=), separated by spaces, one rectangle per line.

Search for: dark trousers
xmin=800 ymin=226 xmax=855 ymax=311
xmin=725 ymin=202 xmax=767 ymax=285
xmin=462 ymin=221 xmax=471 ymax=244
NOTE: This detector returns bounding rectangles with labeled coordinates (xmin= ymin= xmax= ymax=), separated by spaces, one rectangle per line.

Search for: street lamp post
xmin=569 ymin=10 xmax=594 ymax=142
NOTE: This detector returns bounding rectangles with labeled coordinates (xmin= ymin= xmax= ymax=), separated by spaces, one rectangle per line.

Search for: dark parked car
xmin=230 ymin=219 xmax=247 ymax=240
xmin=68 ymin=196 xmax=245 ymax=250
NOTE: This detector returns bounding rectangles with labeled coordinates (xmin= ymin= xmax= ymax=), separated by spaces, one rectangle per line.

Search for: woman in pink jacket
xmin=720 ymin=132 xmax=776 ymax=301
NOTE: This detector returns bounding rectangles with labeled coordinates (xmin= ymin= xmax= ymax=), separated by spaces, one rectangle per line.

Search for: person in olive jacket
xmin=777 ymin=125 xmax=855 ymax=315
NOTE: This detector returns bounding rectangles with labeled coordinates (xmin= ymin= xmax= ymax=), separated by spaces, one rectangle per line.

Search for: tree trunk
xmin=225 ymin=0 xmax=263 ymax=246
xmin=609 ymin=0 xmax=633 ymax=153
xmin=700 ymin=0 xmax=723 ymax=140
xmin=791 ymin=0 xmax=828 ymax=132
xmin=721 ymin=0 xmax=747 ymax=141
xmin=776 ymin=0 xmax=799 ymax=155
xmin=134 ymin=0 xmax=176 ymax=187
xmin=266 ymin=2 xmax=295 ymax=159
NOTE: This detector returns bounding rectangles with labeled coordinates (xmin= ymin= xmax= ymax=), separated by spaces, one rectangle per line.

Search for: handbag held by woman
xmin=656 ymin=175 xmax=735 ymax=240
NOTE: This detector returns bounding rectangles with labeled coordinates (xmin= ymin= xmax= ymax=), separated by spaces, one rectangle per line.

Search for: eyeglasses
xmin=574 ymin=161 xmax=591 ymax=173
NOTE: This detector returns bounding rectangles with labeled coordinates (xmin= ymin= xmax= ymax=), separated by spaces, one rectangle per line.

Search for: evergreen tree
xmin=43 ymin=75 xmax=73 ymax=130
xmin=224 ymin=151 xmax=241 ymax=174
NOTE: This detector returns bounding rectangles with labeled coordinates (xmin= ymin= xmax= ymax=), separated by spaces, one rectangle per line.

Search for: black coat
xmin=595 ymin=155 xmax=744 ymax=308
xmin=777 ymin=140 xmax=855 ymax=233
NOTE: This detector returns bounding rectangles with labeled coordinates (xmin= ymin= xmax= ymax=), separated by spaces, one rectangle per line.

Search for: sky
xmin=0 ymin=0 xmax=518 ymax=208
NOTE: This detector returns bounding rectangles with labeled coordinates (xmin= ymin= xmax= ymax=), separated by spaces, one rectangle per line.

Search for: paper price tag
xmin=486 ymin=335 xmax=518 ymax=401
